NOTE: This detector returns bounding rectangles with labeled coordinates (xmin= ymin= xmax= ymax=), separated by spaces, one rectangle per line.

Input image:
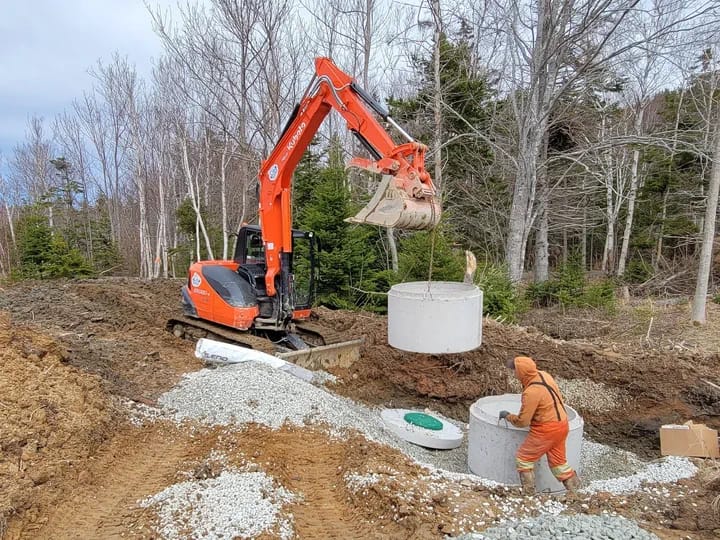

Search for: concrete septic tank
xmin=468 ymin=394 xmax=584 ymax=493
xmin=388 ymin=281 xmax=483 ymax=354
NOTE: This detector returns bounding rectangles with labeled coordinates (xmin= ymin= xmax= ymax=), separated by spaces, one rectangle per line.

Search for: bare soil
xmin=320 ymin=307 xmax=720 ymax=459
xmin=1 ymin=278 xmax=719 ymax=538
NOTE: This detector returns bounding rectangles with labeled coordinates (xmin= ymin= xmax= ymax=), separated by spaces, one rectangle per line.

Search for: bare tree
xmin=11 ymin=117 xmax=57 ymax=227
xmin=691 ymin=119 xmax=720 ymax=323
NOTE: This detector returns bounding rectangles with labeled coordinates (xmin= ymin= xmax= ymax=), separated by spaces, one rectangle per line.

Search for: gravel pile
xmin=582 ymin=456 xmax=697 ymax=495
xmin=154 ymin=363 xmax=698 ymax=492
xmin=554 ymin=377 xmax=628 ymax=414
xmin=140 ymin=469 xmax=296 ymax=539
xmin=506 ymin=377 xmax=626 ymax=413
xmin=158 ymin=363 xmax=469 ymax=472
xmin=452 ymin=514 xmax=659 ymax=539
xmin=580 ymin=441 xmax=646 ymax=482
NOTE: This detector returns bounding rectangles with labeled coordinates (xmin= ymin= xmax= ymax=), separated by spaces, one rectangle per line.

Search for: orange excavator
xmin=168 ymin=57 xmax=440 ymax=368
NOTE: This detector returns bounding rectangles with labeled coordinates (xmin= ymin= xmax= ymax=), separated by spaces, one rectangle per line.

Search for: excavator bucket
xmin=346 ymin=175 xmax=441 ymax=231
xmin=277 ymin=338 xmax=364 ymax=371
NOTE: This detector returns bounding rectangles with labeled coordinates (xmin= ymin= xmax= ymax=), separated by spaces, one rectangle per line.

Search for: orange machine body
xmin=181 ymin=57 xmax=438 ymax=341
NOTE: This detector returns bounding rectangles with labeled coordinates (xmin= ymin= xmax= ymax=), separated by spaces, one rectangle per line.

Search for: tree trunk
xmin=617 ymin=108 xmax=645 ymax=277
xmin=431 ymin=0 xmax=443 ymax=193
xmin=4 ymin=202 xmax=15 ymax=245
xmin=581 ymin=175 xmax=587 ymax=269
xmin=534 ymin=200 xmax=548 ymax=281
xmin=181 ymin=138 xmax=214 ymax=261
xmin=534 ymin=130 xmax=550 ymax=282
xmin=691 ymin=125 xmax=720 ymax=324
xmin=220 ymin=136 xmax=230 ymax=259
xmin=655 ymin=187 xmax=669 ymax=266
xmin=507 ymin=158 xmax=533 ymax=282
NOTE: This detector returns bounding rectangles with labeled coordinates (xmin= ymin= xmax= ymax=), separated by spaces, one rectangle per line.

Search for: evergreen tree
xmin=14 ymin=208 xmax=94 ymax=279
xmin=388 ymin=31 xmax=499 ymax=258
xmin=293 ymin=144 xmax=387 ymax=310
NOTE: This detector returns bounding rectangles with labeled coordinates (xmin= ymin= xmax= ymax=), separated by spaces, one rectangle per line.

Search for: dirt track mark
xmin=222 ymin=426 xmax=426 ymax=540
xmin=16 ymin=422 xmax=219 ymax=540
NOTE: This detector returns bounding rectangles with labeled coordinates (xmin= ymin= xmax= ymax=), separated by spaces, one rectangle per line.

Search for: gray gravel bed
xmin=581 ymin=455 xmax=697 ymax=495
xmin=451 ymin=514 xmax=659 ymax=539
xmin=153 ymin=363 xmax=697 ymax=494
xmin=158 ymin=362 xmax=469 ymax=472
xmin=580 ymin=441 xmax=645 ymax=482
xmin=506 ymin=377 xmax=627 ymax=414
xmin=139 ymin=469 xmax=296 ymax=539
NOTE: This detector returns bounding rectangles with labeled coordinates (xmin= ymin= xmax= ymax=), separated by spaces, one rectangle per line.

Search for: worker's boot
xmin=518 ymin=471 xmax=535 ymax=496
xmin=562 ymin=472 xmax=581 ymax=492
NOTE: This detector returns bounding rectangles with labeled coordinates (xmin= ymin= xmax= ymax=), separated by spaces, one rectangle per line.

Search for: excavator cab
xmin=233 ymin=225 xmax=317 ymax=313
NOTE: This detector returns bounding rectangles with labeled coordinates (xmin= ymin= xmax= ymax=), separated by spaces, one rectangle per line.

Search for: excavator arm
xmin=257 ymin=57 xmax=441 ymax=305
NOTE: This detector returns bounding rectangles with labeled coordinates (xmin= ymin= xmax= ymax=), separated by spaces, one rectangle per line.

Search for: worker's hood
xmin=514 ymin=356 xmax=538 ymax=387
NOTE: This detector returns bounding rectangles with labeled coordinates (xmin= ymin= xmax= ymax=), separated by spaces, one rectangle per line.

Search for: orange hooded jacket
xmin=507 ymin=356 xmax=567 ymax=428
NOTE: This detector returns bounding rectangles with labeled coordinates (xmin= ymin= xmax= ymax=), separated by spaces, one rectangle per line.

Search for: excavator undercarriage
xmin=166 ymin=315 xmax=362 ymax=371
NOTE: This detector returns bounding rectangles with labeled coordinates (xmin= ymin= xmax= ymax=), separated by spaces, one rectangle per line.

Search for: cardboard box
xmin=660 ymin=421 xmax=719 ymax=458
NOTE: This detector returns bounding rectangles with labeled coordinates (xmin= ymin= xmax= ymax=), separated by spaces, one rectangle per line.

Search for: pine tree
xmin=15 ymin=208 xmax=94 ymax=279
xmin=293 ymin=145 xmax=386 ymax=309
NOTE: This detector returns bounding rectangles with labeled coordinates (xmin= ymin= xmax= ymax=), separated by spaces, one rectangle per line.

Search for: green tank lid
xmin=403 ymin=412 xmax=443 ymax=431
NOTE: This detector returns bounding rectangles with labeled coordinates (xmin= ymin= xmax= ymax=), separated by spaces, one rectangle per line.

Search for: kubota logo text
xmin=287 ymin=122 xmax=306 ymax=151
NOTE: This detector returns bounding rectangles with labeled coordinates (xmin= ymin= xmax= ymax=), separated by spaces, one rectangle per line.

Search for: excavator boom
xmin=172 ymin=58 xmax=441 ymax=370
xmin=258 ymin=57 xmax=441 ymax=299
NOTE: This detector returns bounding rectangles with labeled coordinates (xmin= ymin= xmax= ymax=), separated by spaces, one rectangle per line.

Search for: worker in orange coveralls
xmin=499 ymin=356 xmax=580 ymax=495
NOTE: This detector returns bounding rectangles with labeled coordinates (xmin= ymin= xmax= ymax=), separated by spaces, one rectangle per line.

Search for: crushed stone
xmin=311 ymin=369 xmax=337 ymax=386
xmin=451 ymin=514 xmax=659 ymax=539
xmin=139 ymin=469 xmax=296 ymax=540
xmin=554 ymin=377 xmax=628 ymax=414
xmin=581 ymin=455 xmax=697 ymax=495
xmin=157 ymin=362 xmax=469 ymax=472
xmin=151 ymin=363 xmax=697 ymax=497
xmin=580 ymin=440 xmax=646 ymax=482
xmin=507 ymin=376 xmax=627 ymax=414
xmin=120 ymin=398 xmax=164 ymax=426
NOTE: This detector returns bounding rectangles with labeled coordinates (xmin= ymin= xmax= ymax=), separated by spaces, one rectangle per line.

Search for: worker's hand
xmin=499 ymin=410 xmax=511 ymax=420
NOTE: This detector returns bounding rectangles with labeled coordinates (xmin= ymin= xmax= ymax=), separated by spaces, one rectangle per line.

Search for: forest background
xmin=2 ymin=0 xmax=720 ymax=322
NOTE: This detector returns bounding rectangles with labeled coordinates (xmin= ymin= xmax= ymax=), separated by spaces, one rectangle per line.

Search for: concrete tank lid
xmin=470 ymin=394 xmax=583 ymax=432
xmin=381 ymin=409 xmax=464 ymax=450
xmin=389 ymin=281 xmax=481 ymax=299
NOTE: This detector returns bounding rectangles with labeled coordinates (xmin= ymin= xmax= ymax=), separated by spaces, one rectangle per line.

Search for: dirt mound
xmin=7 ymin=421 xmax=222 ymax=539
xmin=320 ymin=309 xmax=720 ymax=458
xmin=0 ymin=312 xmax=115 ymax=533
xmin=0 ymin=279 xmax=200 ymax=403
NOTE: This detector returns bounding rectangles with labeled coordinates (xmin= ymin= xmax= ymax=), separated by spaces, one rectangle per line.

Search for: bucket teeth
xmin=346 ymin=175 xmax=441 ymax=231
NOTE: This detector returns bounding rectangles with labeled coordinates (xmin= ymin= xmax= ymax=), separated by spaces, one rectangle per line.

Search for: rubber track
xmin=294 ymin=321 xmax=347 ymax=345
xmin=166 ymin=316 xmax=277 ymax=354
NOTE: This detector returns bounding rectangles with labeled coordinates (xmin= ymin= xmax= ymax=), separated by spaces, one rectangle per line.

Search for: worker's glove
xmin=499 ymin=410 xmax=511 ymax=420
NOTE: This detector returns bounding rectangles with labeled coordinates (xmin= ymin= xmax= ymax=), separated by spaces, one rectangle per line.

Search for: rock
xmin=21 ymin=440 xmax=39 ymax=460
xmin=30 ymin=469 xmax=50 ymax=486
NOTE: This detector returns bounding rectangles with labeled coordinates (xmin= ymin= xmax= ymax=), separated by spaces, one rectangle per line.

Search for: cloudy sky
xmin=0 ymin=0 xmax=171 ymax=163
